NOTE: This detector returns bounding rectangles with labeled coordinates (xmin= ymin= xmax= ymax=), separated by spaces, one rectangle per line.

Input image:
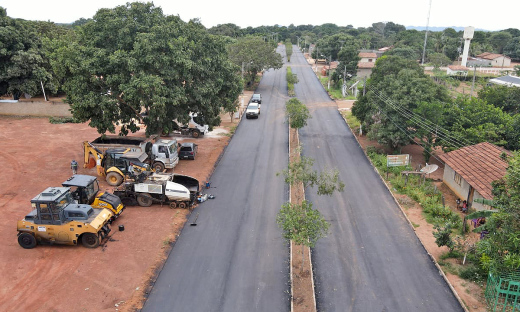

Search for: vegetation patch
xmin=49 ymin=116 xmax=79 ymax=124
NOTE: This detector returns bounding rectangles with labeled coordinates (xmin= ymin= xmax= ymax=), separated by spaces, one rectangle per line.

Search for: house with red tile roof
xmin=439 ymin=142 xmax=510 ymax=211
xmin=357 ymin=51 xmax=380 ymax=78
xmin=447 ymin=65 xmax=469 ymax=76
xmin=471 ymin=52 xmax=511 ymax=67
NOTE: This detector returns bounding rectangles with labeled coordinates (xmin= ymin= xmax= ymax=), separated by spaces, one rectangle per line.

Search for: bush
xmin=433 ymin=223 xmax=455 ymax=251
xmin=286 ymin=67 xmax=298 ymax=97
xmin=49 ymin=117 xmax=79 ymax=124
xmin=459 ymin=264 xmax=486 ymax=283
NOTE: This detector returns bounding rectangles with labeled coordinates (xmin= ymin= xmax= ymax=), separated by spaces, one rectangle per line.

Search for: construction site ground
xmin=0 ymin=106 xmax=243 ymax=311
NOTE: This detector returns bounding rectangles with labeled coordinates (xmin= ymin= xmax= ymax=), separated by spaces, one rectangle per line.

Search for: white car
xmin=245 ymin=103 xmax=261 ymax=119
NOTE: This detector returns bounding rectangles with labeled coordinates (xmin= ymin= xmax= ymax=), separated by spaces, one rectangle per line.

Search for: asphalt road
xmin=142 ymin=46 xmax=290 ymax=312
xmin=291 ymin=46 xmax=464 ymax=311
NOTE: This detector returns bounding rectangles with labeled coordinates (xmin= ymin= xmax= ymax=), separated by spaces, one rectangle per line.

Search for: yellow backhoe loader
xmin=83 ymin=141 xmax=151 ymax=186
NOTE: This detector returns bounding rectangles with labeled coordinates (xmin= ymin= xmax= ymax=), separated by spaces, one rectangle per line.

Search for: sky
xmin=1 ymin=0 xmax=518 ymax=32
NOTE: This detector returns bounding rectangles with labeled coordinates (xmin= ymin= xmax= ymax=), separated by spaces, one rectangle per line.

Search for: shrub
xmin=49 ymin=116 xmax=79 ymax=124
xmin=433 ymin=223 xmax=455 ymax=251
xmin=459 ymin=264 xmax=486 ymax=283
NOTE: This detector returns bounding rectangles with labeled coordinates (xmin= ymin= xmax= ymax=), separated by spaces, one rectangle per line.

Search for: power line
xmin=364 ymin=84 xmax=512 ymax=178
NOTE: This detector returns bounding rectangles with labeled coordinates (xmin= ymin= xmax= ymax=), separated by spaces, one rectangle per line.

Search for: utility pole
xmin=470 ymin=66 xmax=477 ymax=97
xmin=328 ymin=55 xmax=332 ymax=90
xmin=421 ymin=0 xmax=433 ymax=65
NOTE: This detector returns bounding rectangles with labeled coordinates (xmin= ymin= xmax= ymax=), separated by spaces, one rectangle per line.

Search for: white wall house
xmin=447 ymin=65 xmax=469 ymax=76
xmin=475 ymin=52 xmax=512 ymax=67
xmin=357 ymin=52 xmax=378 ymax=78
xmin=439 ymin=142 xmax=510 ymax=211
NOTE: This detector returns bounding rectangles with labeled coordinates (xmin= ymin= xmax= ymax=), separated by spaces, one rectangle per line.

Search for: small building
xmin=357 ymin=51 xmax=379 ymax=78
xmin=321 ymin=61 xmax=339 ymax=76
xmin=474 ymin=52 xmax=511 ymax=67
xmin=488 ymin=75 xmax=520 ymax=88
xmin=439 ymin=142 xmax=510 ymax=211
xmin=447 ymin=65 xmax=469 ymax=76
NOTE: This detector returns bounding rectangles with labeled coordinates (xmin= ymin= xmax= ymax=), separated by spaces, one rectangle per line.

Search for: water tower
xmin=461 ymin=26 xmax=475 ymax=67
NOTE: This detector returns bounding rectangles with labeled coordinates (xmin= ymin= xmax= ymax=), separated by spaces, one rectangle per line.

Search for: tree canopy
xmin=476 ymin=152 xmax=520 ymax=274
xmin=54 ymin=2 xmax=242 ymax=135
xmin=227 ymin=36 xmax=283 ymax=86
xmin=0 ymin=7 xmax=59 ymax=98
xmin=352 ymin=55 xmax=450 ymax=152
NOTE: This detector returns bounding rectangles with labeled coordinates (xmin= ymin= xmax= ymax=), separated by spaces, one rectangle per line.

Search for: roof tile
xmin=439 ymin=142 xmax=510 ymax=199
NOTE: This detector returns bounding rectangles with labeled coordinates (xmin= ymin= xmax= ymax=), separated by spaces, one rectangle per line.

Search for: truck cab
xmin=17 ymin=187 xmax=112 ymax=249
xmin=150 ymin=139 xmax=179 ymax=172
xmin=62 ymin=175 xmax=125 ymax=221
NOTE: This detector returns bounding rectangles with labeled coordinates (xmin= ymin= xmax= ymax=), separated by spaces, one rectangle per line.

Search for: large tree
xmin=443 ymin=96 xmax=512 ymax=149
xmin=227 ymin=35 xmax=283 ymax=86
xmin=489 ymin=31 xmax=513 ymax=54
xmin=476 ymin=152 xmax=520 ymax=274
xmin=478 ymin=85 xmax=520 ymax=115
xmin=0 ymin=7 xmax=58 ymax=98
xmin=503 ymin=37 xmax=520 ymax=60
xmin=352 ymin=55 xmax=451 ymax=152
xmin=54 ymin=2 xmax=242 ymax=135
xmin=336 ymin=45 xmax=360 ymax=81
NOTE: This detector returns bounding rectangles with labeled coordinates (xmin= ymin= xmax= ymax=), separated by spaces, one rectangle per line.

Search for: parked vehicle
xmin=17 ymin=187 xmax=112 ymax=249
xmin=113 ymin=173 xmax=200 ymax=208
xmin=83 ymin=142 xmax=152 ymax=186
xmin=251 ymin=93 xmax=262 ymax=104
xmin=88 ymin=135 xmax=179 ymax=172
xmin=179 ymin=142 xmax=198 ymax=160
xmin=62 ymin=174 xmax=125 ymax=221
xmin=246 ymin=102 xmax=261 ymax=119
xmin=161 ymin=113 xmax=209 ymax=138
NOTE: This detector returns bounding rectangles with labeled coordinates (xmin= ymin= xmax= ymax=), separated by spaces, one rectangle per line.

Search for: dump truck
xmin=84 ymin=142 xmax=152 ymax=186
xmin=17 ymin=187 xmax=112 ymax=249
xmin=160 ymin=113 xmax=209 ymax=138
xmin=88 ymin=135 xmax=179 ymax=172
xmin=114 ymin=173 xmax=200 ymax=208
xmin=62 ymin=174 xmax=125 ymax=221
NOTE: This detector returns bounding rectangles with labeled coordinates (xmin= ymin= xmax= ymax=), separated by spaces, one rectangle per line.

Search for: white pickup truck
xmin=245 ymin=102 xmax=261 ymax=119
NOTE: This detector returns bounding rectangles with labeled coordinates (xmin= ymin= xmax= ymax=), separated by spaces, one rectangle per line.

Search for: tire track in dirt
xmin=0 ymin=148 xmax=22 ymax=206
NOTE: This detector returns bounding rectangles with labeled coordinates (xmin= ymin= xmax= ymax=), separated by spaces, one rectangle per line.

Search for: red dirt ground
xmin=0 ymin=114 xmax=236 ymax=312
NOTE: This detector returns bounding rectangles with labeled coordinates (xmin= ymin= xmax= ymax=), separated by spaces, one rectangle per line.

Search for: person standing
xmin=71 ymin=160 xmax=78 ymax=175
xmin=462 ymin=200 xmax=468 ymax=213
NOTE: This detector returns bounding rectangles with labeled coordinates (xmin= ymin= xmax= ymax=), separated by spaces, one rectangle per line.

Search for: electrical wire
xmin=363 ymin=84 xmax=512 ymax=183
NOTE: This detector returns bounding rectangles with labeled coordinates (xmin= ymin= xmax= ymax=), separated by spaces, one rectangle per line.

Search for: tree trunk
xmin=301 ymin=244 xmax=305 ymax=273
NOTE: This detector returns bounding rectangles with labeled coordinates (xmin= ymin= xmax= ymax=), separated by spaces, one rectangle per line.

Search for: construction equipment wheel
xmin=106 ymin=172 xmax=123 ymax=186
xmin=153 ymin=162 xmax=165 ymax=172
xmin=178 ymin=202 xmax=187 ymax=209
xmin=18 ymin=233 xmax=37 ymax=249
xmin=137 ymin=193 xmax=153 ymax=207
xmin=81 ymin=233 xmax=100 ymax=248
xmin=191 ymin=130 xmax=201 ymax=138
xmin=169 ymin=202 xmax=177 ymax=209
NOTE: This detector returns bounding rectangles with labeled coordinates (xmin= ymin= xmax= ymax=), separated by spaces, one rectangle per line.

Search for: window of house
xmin=369 ymin=59 xmax=373 ymax=62
xmin=454 ymin=172 xmax=462 ymax=186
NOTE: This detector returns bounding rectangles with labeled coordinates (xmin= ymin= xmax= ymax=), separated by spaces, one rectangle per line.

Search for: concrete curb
xmin=338 ymin=110 xmax=469 ymax=312
xmin=288 ymin=124 xmax=294 ymax=312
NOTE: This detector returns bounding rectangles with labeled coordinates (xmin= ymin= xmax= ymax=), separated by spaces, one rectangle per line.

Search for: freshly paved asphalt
xmin=142 ymin=44 xmax=464 ymax=312
xmin=291 ymin=46 xmax=464 ymax=311
xmin=142 ymin=45 xmax=290 ymax=312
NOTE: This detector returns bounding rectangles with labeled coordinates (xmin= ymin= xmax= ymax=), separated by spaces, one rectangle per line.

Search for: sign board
xmin=387 ymin=154 xmax=410 ymax=167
